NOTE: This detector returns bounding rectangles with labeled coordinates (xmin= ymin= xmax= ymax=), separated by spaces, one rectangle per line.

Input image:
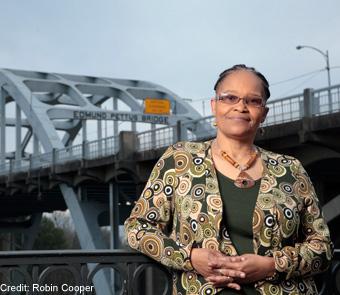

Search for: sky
xmin=1 ymin=0 xmax=340 ymax=117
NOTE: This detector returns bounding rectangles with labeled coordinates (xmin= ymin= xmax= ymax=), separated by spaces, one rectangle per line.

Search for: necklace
xmin=214 ymin=140 xmax=258 ymax=189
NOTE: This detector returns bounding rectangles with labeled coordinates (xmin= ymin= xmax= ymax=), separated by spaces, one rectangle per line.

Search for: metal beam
xmin=15 ymin=103 xmax=21 ymax=161
xmin=113 ymin=97 xmax=118 ymax=137
xmin=59 ymin=184 xmax=113 ymax=295
xmin=0 ymin=87 xmax=5 ymax=165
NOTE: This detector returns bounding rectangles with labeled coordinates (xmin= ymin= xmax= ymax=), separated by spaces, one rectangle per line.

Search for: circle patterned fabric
xmin=125 ymin=140 xmax=333 ymax=294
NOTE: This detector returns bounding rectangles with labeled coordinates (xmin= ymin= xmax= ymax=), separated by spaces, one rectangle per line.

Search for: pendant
xmin=234 ymin=171 xmax=255 ymax=188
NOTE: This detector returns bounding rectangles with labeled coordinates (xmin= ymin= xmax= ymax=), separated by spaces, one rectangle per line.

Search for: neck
xmin=214 ymin=133 xmax=255 ymax=162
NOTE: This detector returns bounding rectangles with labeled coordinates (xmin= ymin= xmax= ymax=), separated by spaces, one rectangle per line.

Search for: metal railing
xmin=0 ymin=84 xmax=340 ymax=175
xmin=137 ymin=125 xmax=176 ymax=151
xmin=263 ymin=92 xmax=304 ymax=126
xmin=0 ymin=135 xmax=120 ymax=176
xmin=0 ymin=249 xmax=338 ymax=295
xmin=314 ymin=84 xmax=340 ymax=115
xmin=0 ymin=250 xmax=171 ymax=295
xmin=136 ymin=83 xmax=340 ymax=151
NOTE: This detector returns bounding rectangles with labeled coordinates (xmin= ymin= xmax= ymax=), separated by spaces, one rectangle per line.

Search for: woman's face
xmin=211 ymin=70 xmax=268 ymax=141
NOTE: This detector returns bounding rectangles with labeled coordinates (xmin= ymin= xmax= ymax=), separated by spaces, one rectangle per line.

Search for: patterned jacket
xmin=124 ymin=140 xmax=333 ymax=294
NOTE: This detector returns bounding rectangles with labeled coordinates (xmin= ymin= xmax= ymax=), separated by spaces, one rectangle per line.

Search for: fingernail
xmin=240 ymin=273 xmax=245 ymax=278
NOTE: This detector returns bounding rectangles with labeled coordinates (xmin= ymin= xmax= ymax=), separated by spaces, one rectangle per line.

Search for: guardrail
xmin=0 ymin=84 xmax=339 ymax=175
xmin=0 ymin=250 xmax=171 ymax=295
xmin=0 ymin=135 xmax=120 ymax=176
xmin=0 ymin=249 xmax=338 ymax=295
xmin=136 ymin=83 xmax=340 ymax=151
xmin=264 ymin=84 xmax=340 ymax=125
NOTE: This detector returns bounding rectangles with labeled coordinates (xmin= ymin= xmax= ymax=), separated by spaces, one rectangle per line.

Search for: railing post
xmin=118 ymin=131 xmax=137 ymax=160
xmin=151 ymin=123 xmax=156 ymax=149
xmin=0 ymin=86 xmax=6 ymax=167
xmin=176 ymin=120 xmax=188 ymax=142
xmin=176 ymin=120 xmax=181 ymax=142
xmin=300 ymin=88 xmax=313 ymax=143
xmin=82 ymin=140 xmax=88 ymax=160
xmin=328 ymin=87 xmax=332 ymax=113
xmin=303 ymin=88 xmax=313 ymax=118
xmin=114 ymin=136 xmax=119 ymax=154
xmin=68 ymin=140 xmax=73 ymax=158
xmin=29 ymin=154 xmax=32 ymax=171
xmin=9 ymin=158 xmax=13 ymax=175
xmin=97 ymin=120 xmax=103 ymax=157
xmin=172 ymin=124 xmax=177 ymax=144
xmin=52 ymin=148 xmax=56 ymax=174
xmin=104 ymin=137 xmax=108 ymax=156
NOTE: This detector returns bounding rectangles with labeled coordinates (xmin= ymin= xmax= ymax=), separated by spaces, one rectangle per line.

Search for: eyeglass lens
xmin=217 ymin=94 xmax=264 ymax=107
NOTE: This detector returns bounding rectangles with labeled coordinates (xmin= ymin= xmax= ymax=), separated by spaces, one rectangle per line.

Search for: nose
xmin=233 ymin=97 xmax=248 ymax=111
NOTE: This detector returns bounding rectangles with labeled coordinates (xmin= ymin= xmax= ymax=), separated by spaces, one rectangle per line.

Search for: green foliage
xmin=33 ymin=217 xmax=70 ymax=250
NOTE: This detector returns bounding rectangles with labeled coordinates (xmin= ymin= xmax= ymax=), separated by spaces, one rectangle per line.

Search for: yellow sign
xmin=144 ymin=98 xmax=171 ymax=115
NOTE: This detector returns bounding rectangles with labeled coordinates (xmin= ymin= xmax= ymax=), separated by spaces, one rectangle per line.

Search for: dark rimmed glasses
xmin=216 ymin=93 xmax=266 ymax=108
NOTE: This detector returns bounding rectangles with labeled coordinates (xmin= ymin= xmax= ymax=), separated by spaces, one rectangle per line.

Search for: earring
xmin=213 ymin=120 xmax=217 ymax=127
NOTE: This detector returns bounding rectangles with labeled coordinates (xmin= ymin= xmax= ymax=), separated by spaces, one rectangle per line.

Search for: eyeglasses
xmin=216 ymin=93 xmax=265 ymax=108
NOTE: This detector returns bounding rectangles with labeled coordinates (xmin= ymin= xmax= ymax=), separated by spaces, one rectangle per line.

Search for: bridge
xmin=0 ymin=69 xmax=340 ymax=294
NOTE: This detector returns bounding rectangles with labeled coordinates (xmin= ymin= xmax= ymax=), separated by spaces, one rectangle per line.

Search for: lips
xmin=226 ymin=116 xmax=251 ymax=121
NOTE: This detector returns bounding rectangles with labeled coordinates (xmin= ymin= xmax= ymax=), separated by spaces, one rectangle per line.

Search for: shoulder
xmin=157 ymin=141 xmax=210 ymax=171
xmin=257 ymin=146 xmax=301 ymax=165
xmin=170 ymin=140 xmax=212 ymax=154
xmin=256 ymin=146 xmax=299 ymax=161
xmin=160 ymin=140 xmax=211 ymax=163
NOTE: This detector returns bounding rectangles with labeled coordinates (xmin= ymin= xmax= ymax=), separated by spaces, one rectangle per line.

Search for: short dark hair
xmin=214 ymin=64 xmax=270 ymax=100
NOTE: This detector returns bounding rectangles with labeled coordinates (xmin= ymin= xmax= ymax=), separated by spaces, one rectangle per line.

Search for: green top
xmin=216 ymin=170 xmax=261 ymax=295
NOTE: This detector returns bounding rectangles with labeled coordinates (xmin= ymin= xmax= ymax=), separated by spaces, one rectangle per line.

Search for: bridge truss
xmin=0 ymin=69 xmax=214 ymax=294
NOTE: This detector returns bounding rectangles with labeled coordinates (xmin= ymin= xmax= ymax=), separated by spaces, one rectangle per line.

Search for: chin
xmin=219 ymin=128 xmax=255 ymax=139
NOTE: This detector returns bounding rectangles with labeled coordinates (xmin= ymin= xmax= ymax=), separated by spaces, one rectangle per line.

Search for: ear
xmin=210 ymin=98 xmax=217 ymax=116
xmin=261 ymin=106 xmax=269 ymax=123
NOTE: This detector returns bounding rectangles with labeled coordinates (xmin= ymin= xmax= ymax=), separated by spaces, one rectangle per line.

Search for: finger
xmin=207 ymin=274 xmax=234 ymax=287
xmin=221 ymin=269 xmax=246 ymax=279
xmin=223 ymin=269 xmax=246 ymax=279
xmin=206 ymin=274 xmax=232 ymax=282
xmin=209 ymin=256 xmax=243 ymax=268
xmin=227 ymin=282 xmax=241 ymax=291
xmin=220 ymin=256 xmax=244 ymax=266
xmin=230 ymin=256 xmax=245 ymax=262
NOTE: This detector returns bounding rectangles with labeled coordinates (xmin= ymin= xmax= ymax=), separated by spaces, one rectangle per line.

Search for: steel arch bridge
xmin=0 ymin=69 xmax=215 ymax=294
xmin=0 ymin=68 xmax=214 ymax=234
xmin=0 ymin=68 xmax=211 ymax=153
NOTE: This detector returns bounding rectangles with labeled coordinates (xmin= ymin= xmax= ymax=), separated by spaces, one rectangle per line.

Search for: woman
xmin=124 ymin=65 xmax=333 ymax=294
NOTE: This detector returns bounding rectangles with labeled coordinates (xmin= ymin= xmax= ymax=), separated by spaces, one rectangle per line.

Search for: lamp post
xmin=296 ymin=45 xmax=332 ymax=111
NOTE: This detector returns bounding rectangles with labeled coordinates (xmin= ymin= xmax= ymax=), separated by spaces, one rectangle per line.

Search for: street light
xmin=296 ymin=45 xmax=332 ymax=111
xmin=296 ymin=45 xmax=331 ymax=87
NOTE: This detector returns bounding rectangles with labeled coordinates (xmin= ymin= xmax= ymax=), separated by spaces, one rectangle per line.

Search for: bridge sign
xmin=73 ymin=110 xmax=169 ymax=124
xmin=144 ymin=98 xmax=171 ymax=115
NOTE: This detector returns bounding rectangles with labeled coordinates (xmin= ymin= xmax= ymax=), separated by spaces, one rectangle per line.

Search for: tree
xmin=33 ymin=217 xmax=70 ymax=250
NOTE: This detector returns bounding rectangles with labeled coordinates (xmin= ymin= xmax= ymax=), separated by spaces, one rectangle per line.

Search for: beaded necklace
xmin=214 ymin=140 xmax=258 ymax=188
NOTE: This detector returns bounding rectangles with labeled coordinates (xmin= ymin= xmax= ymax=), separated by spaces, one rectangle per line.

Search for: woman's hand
xmin=237 ymin=254 xmax=275 ymax=283
xmin=208 ymin=253 xmax=275 ymax=285
xmin=191 ymin=248 xmax=245 ymax=290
